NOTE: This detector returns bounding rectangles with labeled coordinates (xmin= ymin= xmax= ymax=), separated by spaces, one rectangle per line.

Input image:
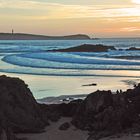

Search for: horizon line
xmin=0 ymin=32 xmax=139 ymax=39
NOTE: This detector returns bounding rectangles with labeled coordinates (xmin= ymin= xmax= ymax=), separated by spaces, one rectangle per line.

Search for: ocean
xmin=0 ymin=38 xmax=140 ymax=99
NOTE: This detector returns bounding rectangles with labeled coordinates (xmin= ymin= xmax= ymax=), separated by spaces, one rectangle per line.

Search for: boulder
xmin=59 ymin=122 xmax=70 ymax=130
xmin=0 ymin=75 xmax=48 ymax=133
xmin=72 ymin=90 xmax=114 ymax=130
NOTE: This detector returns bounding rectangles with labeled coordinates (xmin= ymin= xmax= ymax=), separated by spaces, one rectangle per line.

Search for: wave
xmin=3 ymin=52 xmax=140 ymax=65
xmin=1 ymin=52 xmax=140 ymax=73
xmin=0 ymin=39 xmax=140 ymax=77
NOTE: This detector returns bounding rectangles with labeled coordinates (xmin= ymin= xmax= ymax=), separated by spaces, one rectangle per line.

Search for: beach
xmin=0 ymin=72 xmax=139 ymax=101
xmin=1 ymin=0 xmax=140 ymax=139
xmin=0 ymin=39 xmax=139 ymax=100
xmin=16 ymin=118 xmax=140 ymax=140
xmin=0 ymin=39 xmax=140 ymax=140
xmin=1 ymin=68 xmax=140 ymax=140
xmin=0 ymin=39 xmax=140 ymax=100
xmin=16 ymin=117 xmax=88 ymax=140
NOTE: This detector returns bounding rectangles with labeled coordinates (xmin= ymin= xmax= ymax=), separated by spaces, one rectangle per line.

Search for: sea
xmin=0 ymin=38 xmax=140 ymax=100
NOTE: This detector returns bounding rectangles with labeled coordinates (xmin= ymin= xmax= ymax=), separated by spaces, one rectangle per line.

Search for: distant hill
xmin=0 ymin=33 xmax=91 ymax=40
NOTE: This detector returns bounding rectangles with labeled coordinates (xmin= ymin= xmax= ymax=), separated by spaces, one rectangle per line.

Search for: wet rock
xmin=126 ymin=47 xmax=140 ymax=51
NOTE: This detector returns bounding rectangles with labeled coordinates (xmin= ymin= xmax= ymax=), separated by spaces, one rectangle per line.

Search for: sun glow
xmin=0 ymin=0 xmax=140 ymax=37
xmin=132 ymin=0 xmax=140 ymax=4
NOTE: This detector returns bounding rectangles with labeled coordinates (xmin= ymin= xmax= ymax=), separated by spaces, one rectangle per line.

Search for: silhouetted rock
xmin=72 ymin=90 xmax=114 ymax=131
xmin=0 ymin=126 xmax=18 ymax=140
xmin=1 ymin=75 xmax=140 ymax=140
xmin=49 ymin=44 xmax=116 ymax=52
xmin=71 ymin=84 xmax=140 ymax=139
xmin=0 ymin=75 xmax=48 ymax=135
xmin=126 ymin=47 xmax=140 ymax=51
xmin=39 ymin=99 xmax=82 ymax=122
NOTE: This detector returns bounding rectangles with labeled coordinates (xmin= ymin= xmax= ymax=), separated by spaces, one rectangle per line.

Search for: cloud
xmin=120 ymin=27 xmax=140 ymax=32
xmin=0 ymin=0 xmax=139 ymax=37
xmin=132 ymin=0 xmax=140 ymax=4
xmin=0 ymin=0 xmax=139 ymax=19
xmin=12 ymin=0 xmax=133 ymax=5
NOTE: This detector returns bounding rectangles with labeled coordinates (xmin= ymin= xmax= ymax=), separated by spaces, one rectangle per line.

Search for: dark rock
xmin=39 ymin=104 xmax=61 ymax=122
xmin=59 ymin=122 xmax=70 ymax=130
xmin=49 ymin=44 xmax=116 ymax=52
xmin=84 ymin=90 xmax=113 ymax=113
xmin=72 ymin=84 xmax=140 ymax=138
xmin=72 ymin=90 xmax=114 ymax=131
xmin=126 ymin=47 xmax=140 ymax=51
xmin=0 ymin=75 xmax=48 ymax=134
xmin=1 ymin=75 xmax=140 ymax=140
xmin=58 ymin=102 xmax=81 ymax=117
xmin=0 ymin=124 xmax=19 ymax=140
xmin=39 ymin=99 xmax=82 ymax=122
xmin=82 ymin=83 xmax=97 ymax=86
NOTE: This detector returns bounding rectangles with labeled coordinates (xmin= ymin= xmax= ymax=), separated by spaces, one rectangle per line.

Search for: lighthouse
xmin=12 ymin=29 xmax=14 ymax=34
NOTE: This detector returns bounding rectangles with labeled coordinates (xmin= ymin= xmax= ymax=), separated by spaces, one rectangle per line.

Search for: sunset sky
xmin=0 ymin=0 xmax=140 ymax=37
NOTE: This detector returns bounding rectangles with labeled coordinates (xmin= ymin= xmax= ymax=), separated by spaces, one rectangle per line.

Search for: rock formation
xmin=126 ymin=47 xmax=140 ymax=51
xmin=49 ymin=44 xmax=116 ymax=52
xmin=1 ymin=75 xmax=140 ymax=140
xmin=71 ymin=84 xmax=140 ymax=139
xmin=0 ymin=75 xmax=48 ymax=139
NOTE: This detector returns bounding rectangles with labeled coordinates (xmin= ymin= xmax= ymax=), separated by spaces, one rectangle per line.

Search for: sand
xmin=16 ymin=117 xmax=88 ymax=140
xmin=16 ymin=117 xmax=140 ymax=140
xmin=0 ymin=72 xmax=139 ymax=99
xmin=101 ymin=134 xmax=140 ymax=140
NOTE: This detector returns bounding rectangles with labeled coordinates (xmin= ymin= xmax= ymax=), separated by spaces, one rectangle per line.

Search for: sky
xmin=0 ymin=0 xmax=140 ymax=37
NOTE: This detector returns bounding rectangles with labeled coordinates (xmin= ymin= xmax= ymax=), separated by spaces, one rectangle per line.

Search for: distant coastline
xmin=0 ymin=33 xmax=91 ymax=40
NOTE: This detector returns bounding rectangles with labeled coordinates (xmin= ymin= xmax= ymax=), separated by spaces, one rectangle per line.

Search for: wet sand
xmin=0 ymin=72 xmax=139 ymax=100
xmin=16 ymin=117 xmax=88 ymax=140
xmin=16 ymin=117 xmax=140 ymax=140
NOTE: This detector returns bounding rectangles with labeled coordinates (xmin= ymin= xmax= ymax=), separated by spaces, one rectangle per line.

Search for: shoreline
xmin=1 ymin=75 xmax=140 ymax=140
xmin=0 ymin=72 xmax=140 ymax=99
xmin=0 ymin=72 xmax=140 ymax=100
xmin=16 ymin=83 xmax=140 ymax=140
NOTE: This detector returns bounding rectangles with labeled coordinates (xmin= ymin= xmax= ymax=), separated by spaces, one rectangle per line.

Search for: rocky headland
xmin=0 ymin=33 xmax=91 ymax=40
xmin=1 ymin=75 xmax=140 ymax=140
